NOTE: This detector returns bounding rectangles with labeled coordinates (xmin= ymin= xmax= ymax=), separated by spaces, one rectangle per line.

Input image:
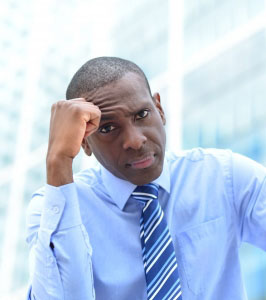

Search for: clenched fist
xmin=46 ymin=98 xmax=101 ymax=186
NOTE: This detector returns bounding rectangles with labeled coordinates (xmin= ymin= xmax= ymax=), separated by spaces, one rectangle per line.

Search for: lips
xmin=127 ymin=154 xmax=155 ymax=170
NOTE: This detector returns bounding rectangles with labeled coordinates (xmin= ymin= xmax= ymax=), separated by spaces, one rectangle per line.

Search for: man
xmin=26 ymin=57 xmax=266 ymax=300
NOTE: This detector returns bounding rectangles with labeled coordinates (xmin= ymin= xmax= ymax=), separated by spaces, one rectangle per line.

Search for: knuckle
xmin=57 ymin=100 xmax=66 ymax=108
xmin=71 ymin=104 xmax=82 ymax=115
xmin=51 ymin=100 xmax=68 ymax=113
xmin=95 ymin=107 xmax=101 ymax=117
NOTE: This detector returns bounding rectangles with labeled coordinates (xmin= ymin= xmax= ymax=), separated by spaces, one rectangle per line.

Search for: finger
xmin=84 ymin=123 xmax=98 ymax=138
xmin=82 ymin=104 xmax=101 ymax=122
xmin=85 ymin=112 xmax=101 ymax=134
xmin=83 ymin=106 xmax=101 ymax=138
xmin=71 ymin=99 xmax=101 ymax=113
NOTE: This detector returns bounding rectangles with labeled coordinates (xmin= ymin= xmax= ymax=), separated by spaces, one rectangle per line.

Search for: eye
xmin=99 ymin=124 xmax=116 ymax=134
xmin=136 ymin=109 xmax=149 ymax=120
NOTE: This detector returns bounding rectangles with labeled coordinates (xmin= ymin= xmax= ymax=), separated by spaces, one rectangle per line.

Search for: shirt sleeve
xmin=26 ymin=183 xmax=95 ymax=300
xmin=230 ymin=152 xmax=266 ymax=251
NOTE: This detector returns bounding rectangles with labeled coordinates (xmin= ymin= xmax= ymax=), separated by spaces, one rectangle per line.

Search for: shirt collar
xmin=100 ymin=158 xmax=170 ymax=211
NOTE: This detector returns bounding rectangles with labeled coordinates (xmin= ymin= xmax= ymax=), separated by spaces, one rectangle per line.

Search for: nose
xmin=122 ymin=126 xmax=147 ymax=150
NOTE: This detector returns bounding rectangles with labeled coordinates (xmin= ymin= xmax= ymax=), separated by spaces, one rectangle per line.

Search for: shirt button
xmin=52 ymin=206 xmax=60 ymax=214
xmin=49 ymin=256 xmax=54 ymax=264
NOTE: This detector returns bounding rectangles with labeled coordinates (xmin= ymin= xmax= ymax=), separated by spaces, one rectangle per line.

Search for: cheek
xmin=149 ymin=120 xmax=166 ymax=144
xmin=94 ymin=140 xmax=121 ymax=166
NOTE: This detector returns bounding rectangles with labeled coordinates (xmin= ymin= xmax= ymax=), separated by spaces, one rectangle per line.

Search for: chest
xmin=80 ymin=183 xmax=236 ymax=299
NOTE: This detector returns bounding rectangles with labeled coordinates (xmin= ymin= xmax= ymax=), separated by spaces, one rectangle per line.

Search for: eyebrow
xmin=100 ymin=102 xmax=152 ymax=123
xmin=100 ymin=115 xmax=116 ymax=122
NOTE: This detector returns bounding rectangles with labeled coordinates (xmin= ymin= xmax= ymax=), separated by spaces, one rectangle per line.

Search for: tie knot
xmin=132 ymin=183 xmax=159 ymax=204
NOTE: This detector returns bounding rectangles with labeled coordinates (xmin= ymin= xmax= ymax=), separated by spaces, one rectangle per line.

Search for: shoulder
xmin=165 ymin=148 xmax=235 ymax=184
xmin=31 ymin=162 xmax=102 ymax=197
xmin=28 ymin=163 xmax=103 ymax=212
xmin=166 ymin=147 xmax=266 ymax=182
xmin=74 ymin=163 xmax=102 ymax=187
xmin=166 ymin=147 xmax=232 ymax=165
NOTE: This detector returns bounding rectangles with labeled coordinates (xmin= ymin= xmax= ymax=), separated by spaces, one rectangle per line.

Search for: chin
xmin=129 ymin=165 xmax=163 ymax=186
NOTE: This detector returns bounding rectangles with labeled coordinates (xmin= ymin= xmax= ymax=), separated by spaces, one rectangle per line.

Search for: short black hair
xmin=66 ymin=56 xmax=152 ymax=99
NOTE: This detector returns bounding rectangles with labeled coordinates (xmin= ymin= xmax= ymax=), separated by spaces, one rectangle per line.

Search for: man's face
xmin=82 ymin=72 xmax=166 ymax=185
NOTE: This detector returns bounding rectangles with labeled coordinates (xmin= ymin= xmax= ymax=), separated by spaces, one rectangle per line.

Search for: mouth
xmin=126 ymin=154 xmax=155 ymax=170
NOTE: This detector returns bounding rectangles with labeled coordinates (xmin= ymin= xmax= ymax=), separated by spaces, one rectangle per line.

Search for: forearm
xmin=30 ymin=226 xmax=95 ymax=300
xmin=29 ymin=234 xmax=64 ymax=300
xmin=27 ymin=184 xmax=95 ymax=300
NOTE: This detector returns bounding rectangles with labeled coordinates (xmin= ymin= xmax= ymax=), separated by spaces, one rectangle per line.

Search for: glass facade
xmin=111 ymin=0 xmax=168 ymax=79
xmin=184 ymin=0 xmax=265 ymax=62
xmin=183 ymin=30 xmax=266 ymax=161
xmin=0 ymin=0 xmax=265 ymax=299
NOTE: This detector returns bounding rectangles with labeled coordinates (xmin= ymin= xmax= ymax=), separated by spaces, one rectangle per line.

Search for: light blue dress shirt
xmin=26 ymin=148 xmax=266 ymax=300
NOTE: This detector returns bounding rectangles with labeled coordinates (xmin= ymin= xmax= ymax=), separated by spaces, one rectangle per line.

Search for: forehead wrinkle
xmin=99 ymin=106 xmax=131 ymax=121
xmin=83 ymin=88 xmax=112 ymax=106
xmin=83 ymin=74 xmax=149 ymax=106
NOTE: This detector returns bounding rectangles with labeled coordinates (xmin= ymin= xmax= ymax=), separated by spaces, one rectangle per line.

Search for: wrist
xmin=46 ymin=154 xmax=74 ymax=187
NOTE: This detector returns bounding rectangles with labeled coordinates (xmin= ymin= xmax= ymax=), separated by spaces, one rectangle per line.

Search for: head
xmin=66 ymin=57 xmax=166 ymax=185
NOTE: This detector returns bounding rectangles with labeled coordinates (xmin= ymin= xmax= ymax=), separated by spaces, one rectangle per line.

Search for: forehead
xmin=82 ymin=72 xmax=152 ymax=115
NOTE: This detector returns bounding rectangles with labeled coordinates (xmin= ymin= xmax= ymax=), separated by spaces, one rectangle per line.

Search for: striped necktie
xmin=132 ymin=183 xmax=182 ymax=300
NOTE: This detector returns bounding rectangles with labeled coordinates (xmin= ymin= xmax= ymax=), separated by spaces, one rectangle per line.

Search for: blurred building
xmin=0 ymin=0 xmax=266 ymax=299
xmin=182 ymin=0 xmax=266 ymax=163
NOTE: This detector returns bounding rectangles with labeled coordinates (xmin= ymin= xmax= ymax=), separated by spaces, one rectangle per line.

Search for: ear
xmin=153 ymin=92 xmax=166 ymax=125
xmin=81 ymin=138 xmax=92 ymax=156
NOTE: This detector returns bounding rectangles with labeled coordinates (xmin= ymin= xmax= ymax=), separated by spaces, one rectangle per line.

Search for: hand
xmin=46 ymin=98 xmax=101 ymax=186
